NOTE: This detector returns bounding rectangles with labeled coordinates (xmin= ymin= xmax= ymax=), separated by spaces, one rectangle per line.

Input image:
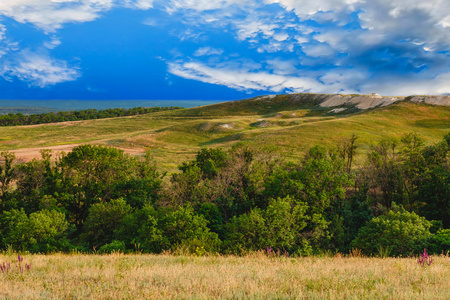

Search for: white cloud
xmin=43 ymin=38 xmax=61 ymax=49
xmin=127 ymin=0 xmax=153 ymax=10
xmin=359 ymin=72 xmax=450 ymax=96
xmin=168 ymin=60 xmax=349 ymax=94
xmin=0 ymin=24 xmax=6 ymax=42
xmin=236 ymin=18 xmax=277 ymax=41
xmin=273 ymin=32 xmax=289 ymax=41
xmin=0 ymin=0 xmax=154 ymax=32
xmin=194 ymin=47 xmax=224 ymax=56
xmin=164 ymin=0 xmax=242 ymax=14
xmin=302 ymin=43 xmax=335 ymax=58
xmin=1 ymin=51 xmax=80 ymax=87
xmin=2 ymin=0 xmax=450 ymax=95
xmin=266 ymin=58 xmax=299 ymax=75
xmin=265 ymin=0 xmax=359 ymax=18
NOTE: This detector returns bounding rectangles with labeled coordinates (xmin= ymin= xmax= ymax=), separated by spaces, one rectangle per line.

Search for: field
xmin=1 ymin=95 xmax=449 ymax=299
xmin=1 ymin=94 xmax=449 ymax=172
xmin=0 ymin=253 xmax=449 ymax=299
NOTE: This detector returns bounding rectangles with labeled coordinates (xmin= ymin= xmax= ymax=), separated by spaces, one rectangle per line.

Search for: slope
xmin=0 ymin=94 xmax=448 ymax=172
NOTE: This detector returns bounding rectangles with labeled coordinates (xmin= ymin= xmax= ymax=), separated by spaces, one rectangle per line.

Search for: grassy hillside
xmin=1 ymin=94 xmax=448 ymax=172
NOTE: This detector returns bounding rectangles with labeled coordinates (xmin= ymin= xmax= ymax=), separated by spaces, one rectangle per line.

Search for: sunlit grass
xmin=0 ymin=253 xmax=448 ymax=299
xmin=1 ymin=100 xmax=448 ymax=173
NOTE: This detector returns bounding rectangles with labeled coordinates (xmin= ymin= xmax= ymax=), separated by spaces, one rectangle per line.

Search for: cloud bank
xmin=1 ymin=0 xmax=450 ymax=94
xmin=1 ymin=51 xmax=80 ymax=87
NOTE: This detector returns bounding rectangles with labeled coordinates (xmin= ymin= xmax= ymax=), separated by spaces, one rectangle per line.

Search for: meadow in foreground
xmin=0 ymin=253 xmax=449 ymax=299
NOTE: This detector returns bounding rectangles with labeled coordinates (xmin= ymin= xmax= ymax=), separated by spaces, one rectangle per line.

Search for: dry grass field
xmin=1 ymin=253 xmax=449 ymax=299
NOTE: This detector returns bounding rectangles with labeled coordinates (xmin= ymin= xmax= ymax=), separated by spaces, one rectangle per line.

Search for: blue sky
xmin=1 ymin=0 xmax=450 ymax=101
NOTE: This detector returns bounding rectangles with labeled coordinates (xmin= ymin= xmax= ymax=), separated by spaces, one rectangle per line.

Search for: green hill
xmin=1 ymin=94 xmax=448 ymax=172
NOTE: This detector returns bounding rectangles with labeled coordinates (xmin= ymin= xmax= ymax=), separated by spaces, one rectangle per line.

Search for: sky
xmin=1 ymin=0 xmax=450 ymax=101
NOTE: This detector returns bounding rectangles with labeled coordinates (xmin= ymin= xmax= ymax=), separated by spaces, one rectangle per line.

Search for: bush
xmin=418 ymin=229 xmax=450 ymax=255
xmin=224 ymin=207 xmax=266 ymax=252
xmin=197 ymin=203 xmax=224 ymax=238
xmin=134 ymin=204 xmax=221 ymax=253
xmin=351 ymin=208 xmax=432 ymax=256
xmin=157 ymin=205 xmax=221 ymax=253
xmin=98 ymin=240 xmax=126 ymax=254
xmin=82 ymin=198 xmax=133 ymax=249
xmin=1 ymin=209 xmax=72 ymax=253
xmin=224 ymin=197 xmax=317 ymax=254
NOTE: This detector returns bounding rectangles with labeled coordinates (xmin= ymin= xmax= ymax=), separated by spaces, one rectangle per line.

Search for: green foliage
xmin=415 ymin=165 xmax=450 ymax=227
xmin=330 ymin=189 xmax=374 ymax=252
xmin=133 ymin=204 xmax=164 ymax=253
xmin=224 ymin=196 xmax=322 ymax=254
xmin=98 ymin=240 xmax=126 ymax=254
xmin=157 ymin=205 xmax=221 ymax=253
xmin=365 ymin=138 xmax=405 ymax=208
xmin=419 ymin=229 xmax=450 ymax=255
xmin=168 ymin=145 xmax=280 ymax=221
xmin=197 ymin=203 xmax=224 ymax=238
xmin=0 ymin=151 xmax=16 ymax=210
xmin=224 ymin=207 xmax=266 ymax=252
xmin=0 ymin=106 xmax=181 ymax=127
xmin=0 ymin=132 xmax=448 ymax=255
xmin=180 ymin=148 xmax=228 ymax=179
xmin=351 ymin=208 xmax=432 ymax=256
xmin=58 ymin=145 xmax=161 ymax=229
xmin=122 ymin=204 xmax=221 ymax=254
xmin=265 ymin=145 xmax=352 ymax=219
xmin=82 ymin=198 xmax=132 ymax=249
xmin=0 ymin=209 xmax=72 ymax=253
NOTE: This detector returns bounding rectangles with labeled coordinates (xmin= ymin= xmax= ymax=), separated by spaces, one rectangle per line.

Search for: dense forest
xmin=0 ymin=133 xmax=448 ymax=256
xmin=0 ymin=106 xmax=181 ymax=126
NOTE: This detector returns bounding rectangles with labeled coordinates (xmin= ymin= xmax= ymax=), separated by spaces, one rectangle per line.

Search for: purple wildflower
xmin=418 ymin=249 xmax=433 ymax=267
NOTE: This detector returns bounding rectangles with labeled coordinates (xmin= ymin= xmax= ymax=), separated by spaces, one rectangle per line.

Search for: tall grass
xmin=0 ymin=253 xmax=449 ymax=299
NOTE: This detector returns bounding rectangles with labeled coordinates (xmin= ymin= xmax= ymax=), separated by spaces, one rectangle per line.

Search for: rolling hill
xmin=1 ymin=93 xmax=449 ymax=172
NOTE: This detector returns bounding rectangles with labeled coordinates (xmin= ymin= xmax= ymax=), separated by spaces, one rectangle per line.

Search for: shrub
xmin=224 ymin=207 xmax=266 ymax=252
xmin=418 ymin=229 xmax=450 ymax=255
xmin=82 ymin=198 xmax=132 ymax=249
xmin=98 ymin=240 xmax=126 ymax=254
xmin=351 ymin=208 xmax=432 ymax=256
xmin=157 ymin=205 xmax=221 ymax=253
xmin=224 ymin=196 xmax=317 ymax=254
xmin=197 ymin=203 xmax=224 ymax=238
xmin=1 ymin=209 xmax=72 ymax=253
xmin=133 ymin=204 xmax=221 ymax=253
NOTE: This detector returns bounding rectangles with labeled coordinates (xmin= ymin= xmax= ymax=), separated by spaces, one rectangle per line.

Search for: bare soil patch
xmin=10 ymin=143 xmax=146 ymax=163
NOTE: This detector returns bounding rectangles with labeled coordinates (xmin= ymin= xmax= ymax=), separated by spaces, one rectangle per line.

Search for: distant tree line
xmin=0 ymin=133 xmax=448 ymax=256
xmin=0 ymin=106 xmax=182 ymax=126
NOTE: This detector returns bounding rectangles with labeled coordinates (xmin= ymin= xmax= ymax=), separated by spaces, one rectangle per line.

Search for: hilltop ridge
xmin=265 ymin=93 xmax=450 ymax=110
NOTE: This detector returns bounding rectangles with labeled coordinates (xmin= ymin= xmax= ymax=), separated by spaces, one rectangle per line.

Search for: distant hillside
xmin=171 ymin=93 xmax=450 ymax=117
xmin=0 ymin=93 xmax=448 ymax=172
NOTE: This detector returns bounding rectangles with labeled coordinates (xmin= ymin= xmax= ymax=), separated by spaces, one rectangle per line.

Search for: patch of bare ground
xmin=10 ymin=143 xmax=146 ymax=163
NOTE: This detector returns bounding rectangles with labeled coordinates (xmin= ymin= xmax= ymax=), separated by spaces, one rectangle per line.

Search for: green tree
xmin=156 ymin=205 xmax=221 ymax=252
xmin=0 ymin=152 xmax=16 ymax=211
xmin=0 ymin=209 xmax=72 ymax=253
xmin=225 ymin=196 xmax=323 ymax=254
xmin=265 ymin=145 xmax=352 ymax=215
xmin=82 ymin=198 xmax=133 ymax=249
xmin=58 ymin=145 xmax=138 ymax=228
xmin=365 ymin=138 xmax=405 ymax=209
xmin=351 ymin=208 xmax=432 ymax=256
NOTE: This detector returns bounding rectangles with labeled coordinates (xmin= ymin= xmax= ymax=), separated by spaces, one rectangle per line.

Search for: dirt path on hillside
xmin=10 ymin=144 xmax=146 ymax=163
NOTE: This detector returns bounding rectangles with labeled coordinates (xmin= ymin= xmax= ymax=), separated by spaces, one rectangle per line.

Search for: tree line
xmin=0 ymin=106 xmax=182 ymax=126
xmin=0 ymin=133 xmax=448 ymax=256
